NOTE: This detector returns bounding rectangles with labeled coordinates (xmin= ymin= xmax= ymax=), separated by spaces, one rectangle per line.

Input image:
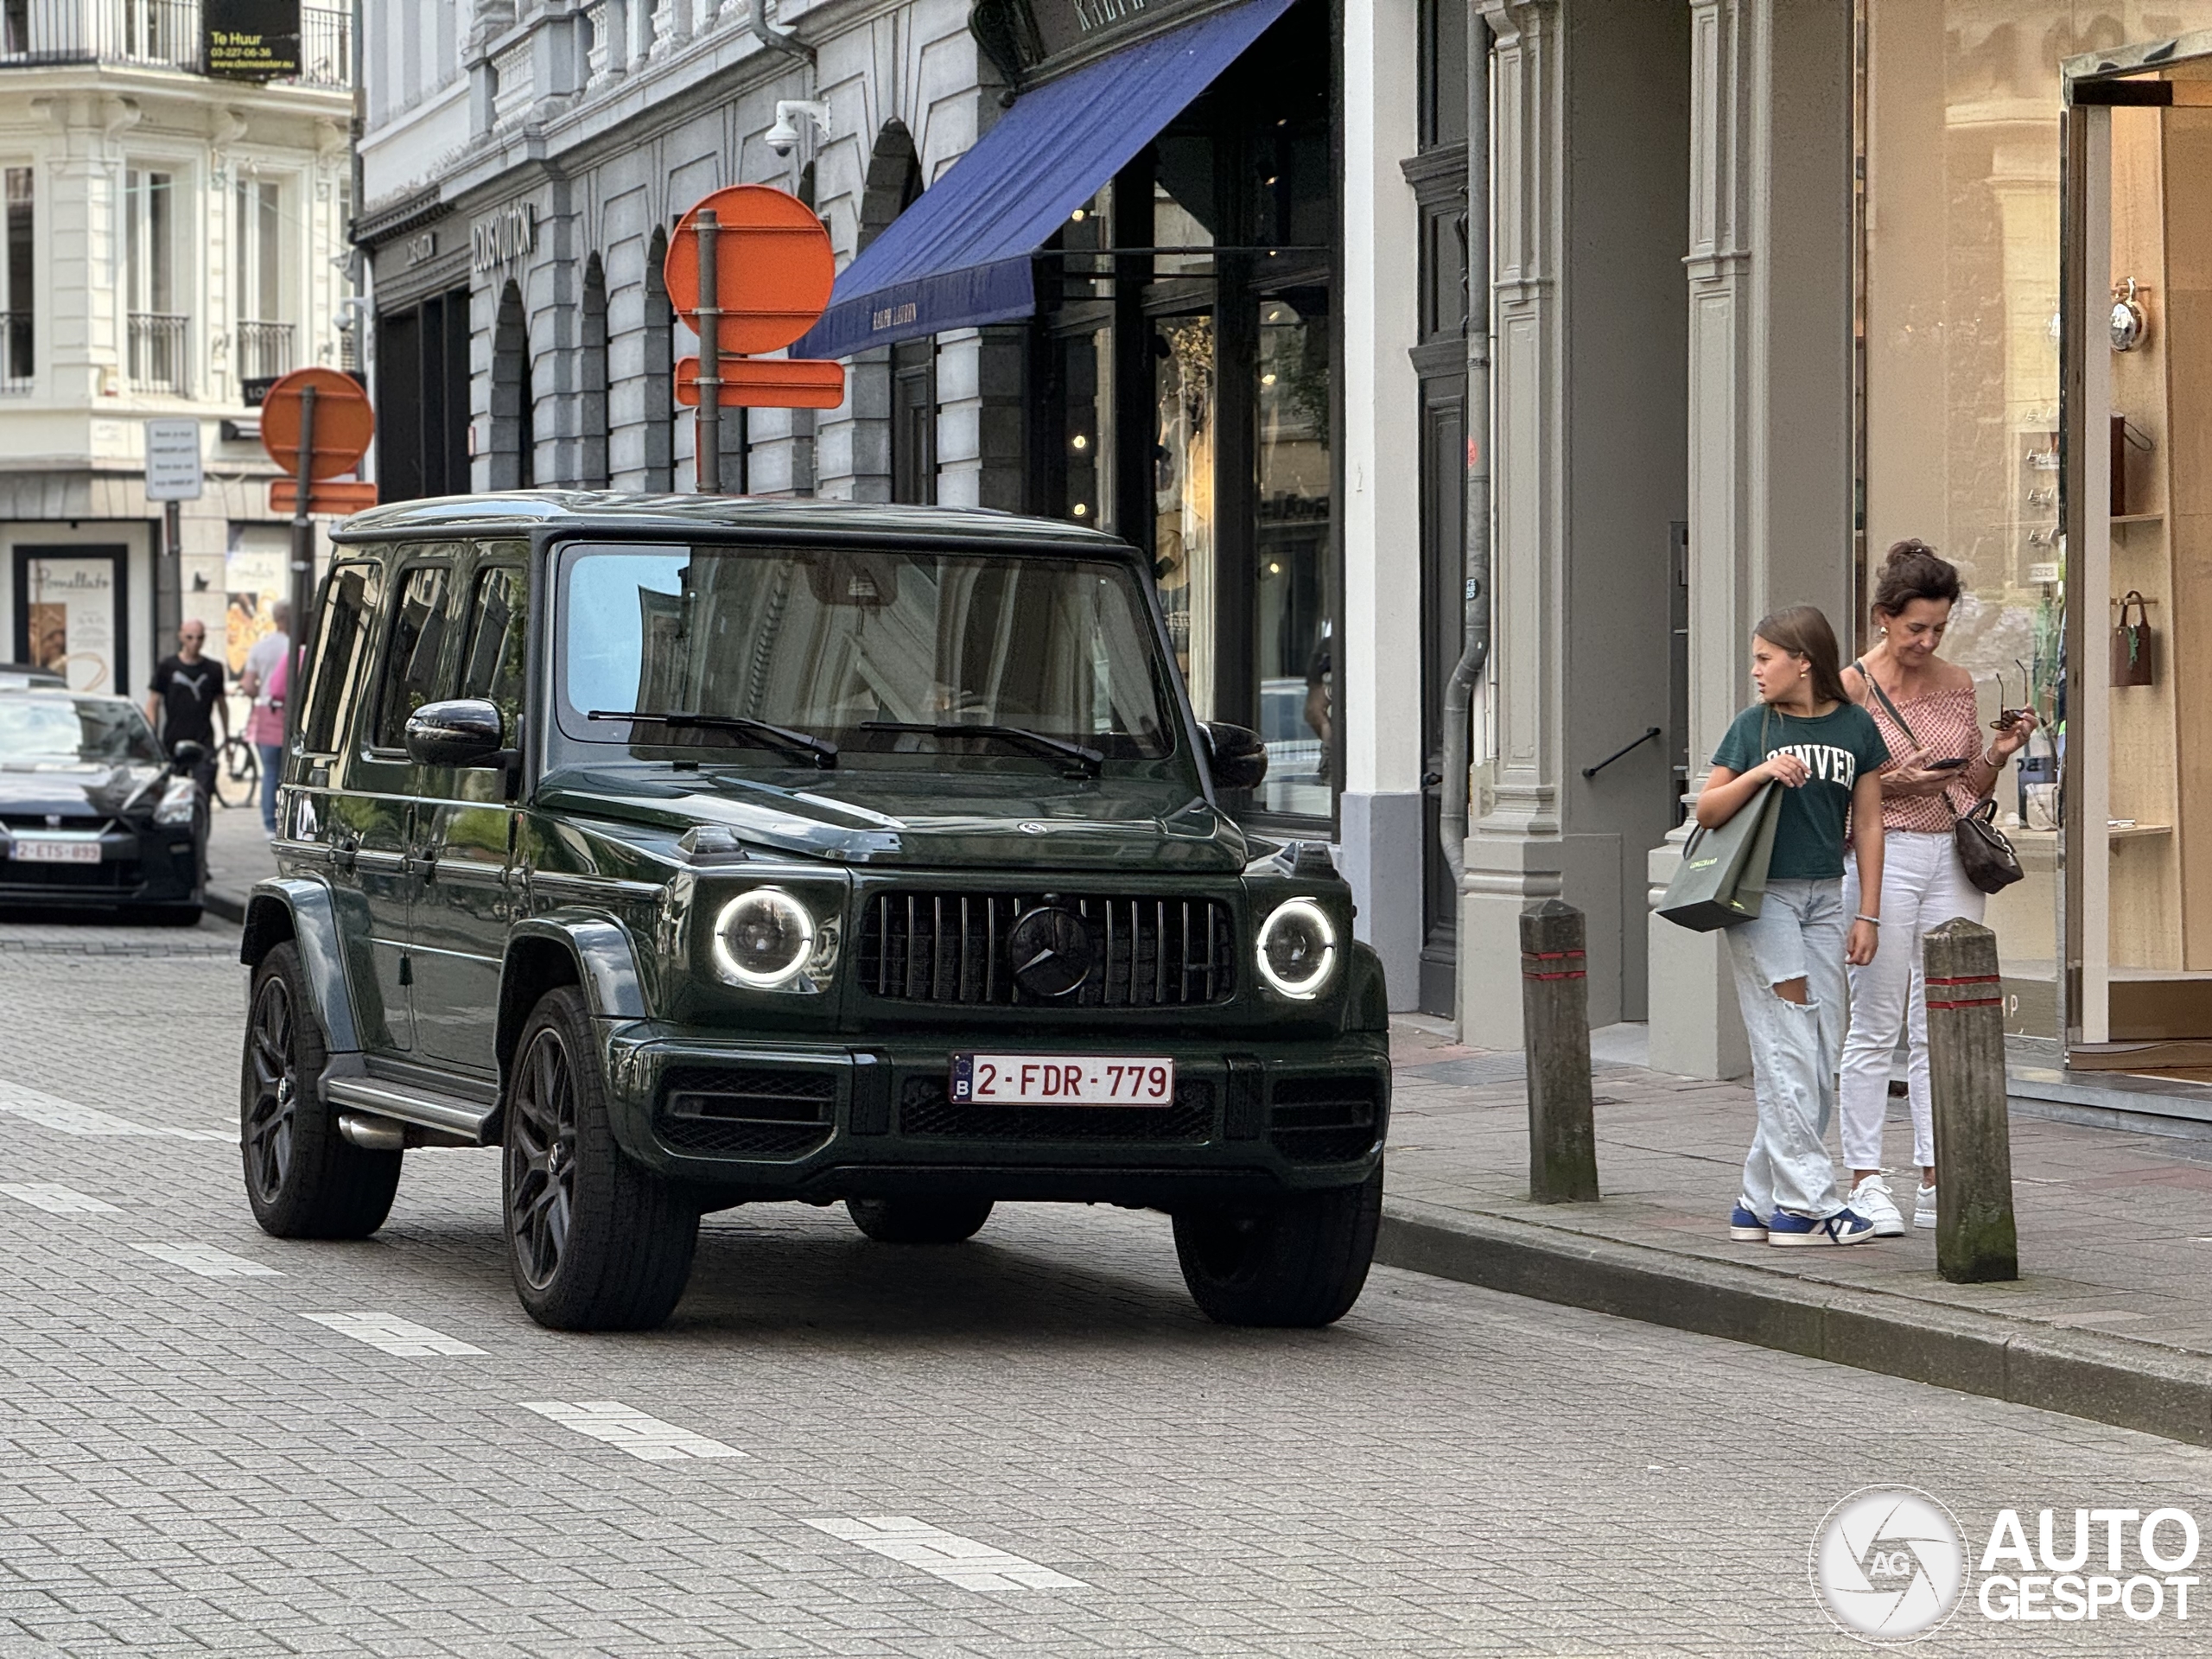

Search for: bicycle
xmin=213 ymin=734 xmax=260 ymax=809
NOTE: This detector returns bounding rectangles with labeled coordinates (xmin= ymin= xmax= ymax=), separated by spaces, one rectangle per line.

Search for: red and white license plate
xmin=950 ymin=1053 xmax=1176 ymax=1107
xmin=10 ymin=838 xmax=101 ymax=864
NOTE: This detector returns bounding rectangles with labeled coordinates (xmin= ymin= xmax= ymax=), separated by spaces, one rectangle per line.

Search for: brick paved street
xmin=3 ymin=913 xmax=2211 ymax=1656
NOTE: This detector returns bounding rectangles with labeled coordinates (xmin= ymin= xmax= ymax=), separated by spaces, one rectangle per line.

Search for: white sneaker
xmin=1848 ymin=1174 xmax=1906 ymax=1237
xmin=1914 ymin=1183 xmax=1938 ymax=1229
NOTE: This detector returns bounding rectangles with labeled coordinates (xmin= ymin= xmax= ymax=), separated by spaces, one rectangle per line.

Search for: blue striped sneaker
xmin=1729 ymin=1205 xmax=1768 ymax=1243
xmin=1767 ymin=1208 xmax=1878 ymax=1247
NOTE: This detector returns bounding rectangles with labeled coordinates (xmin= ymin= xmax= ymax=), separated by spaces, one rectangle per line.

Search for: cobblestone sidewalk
xmin=1382 ymin=1018 xmax=2212 ymax=1440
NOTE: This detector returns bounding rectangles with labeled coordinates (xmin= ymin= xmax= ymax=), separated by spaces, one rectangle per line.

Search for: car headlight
xmin=712 ymin=887 xmax=835 ymax=990
xmin=1255 ymin=896 xmax=1337 ymax=999
xmin=152 ymin=775 xmax=198 ymax=827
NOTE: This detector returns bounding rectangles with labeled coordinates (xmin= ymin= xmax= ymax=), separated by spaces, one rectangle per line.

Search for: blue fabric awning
xmin=793 ymin=0 xmax=1295 ymax=361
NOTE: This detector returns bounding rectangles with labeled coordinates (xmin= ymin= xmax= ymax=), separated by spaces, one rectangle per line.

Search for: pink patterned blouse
xmin=1854 ymin=672 xmax=1984 ymax=834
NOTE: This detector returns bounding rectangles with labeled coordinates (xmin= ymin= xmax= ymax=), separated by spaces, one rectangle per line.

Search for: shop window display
xmin=1862 ymin=1 xmax=2212 ymax=1042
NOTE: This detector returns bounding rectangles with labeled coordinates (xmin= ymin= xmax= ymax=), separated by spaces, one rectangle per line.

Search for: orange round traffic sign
xmin=664 ymin=184 xmax=834 ymax=355
xmin=260 ymin=367 xmax=374 ymax=480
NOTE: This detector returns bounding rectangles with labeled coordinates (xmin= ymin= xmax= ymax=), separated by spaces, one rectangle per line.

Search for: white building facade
xmin=367 ymin=0 xmax=2177 ymax=1090
xmin=0 ymin=2 xmax=355 ymax=702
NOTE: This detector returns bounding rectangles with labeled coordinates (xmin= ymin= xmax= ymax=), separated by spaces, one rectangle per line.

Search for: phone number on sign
xmin=950 ymin=1054 xmax=1176 ymax=1106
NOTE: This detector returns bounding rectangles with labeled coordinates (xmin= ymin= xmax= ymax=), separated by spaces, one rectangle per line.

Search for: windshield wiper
xmin=860 ymin=721 xmax=1103 ymax=778
xmin=588 ymin=709 xmax=837 ymax=769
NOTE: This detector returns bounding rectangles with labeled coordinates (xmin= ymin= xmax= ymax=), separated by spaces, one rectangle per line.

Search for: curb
xmin=1376 ymin=1196 xmax=2212 ymax=1447
xmin=203 ymin=887 xmax=247 ymax=925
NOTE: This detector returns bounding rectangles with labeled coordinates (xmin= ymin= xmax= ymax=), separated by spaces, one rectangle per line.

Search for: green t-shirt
xmin=1710 ymin=702 xmax=1889 ymax=880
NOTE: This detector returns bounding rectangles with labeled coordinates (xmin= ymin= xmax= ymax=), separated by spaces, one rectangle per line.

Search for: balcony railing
xmin=1 ymin=2 xmax=353 ymax=87
xmin=0 ymin=311 xmax=29 ymax=391
xmin=237 ymin=318 xmax=293 ymax=385
xmin=128 ymin=312 xmax=188 ymax=394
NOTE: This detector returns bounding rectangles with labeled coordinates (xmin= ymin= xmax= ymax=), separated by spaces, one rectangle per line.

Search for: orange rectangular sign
xmin=270 ymin=479 xmax=379 ymax=514
xmin=676 ymin=355 xmax=845 ymax=410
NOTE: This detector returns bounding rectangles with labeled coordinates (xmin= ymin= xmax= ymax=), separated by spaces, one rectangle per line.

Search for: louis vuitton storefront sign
xmin=470 ymin=201 xmax=537 ymax=275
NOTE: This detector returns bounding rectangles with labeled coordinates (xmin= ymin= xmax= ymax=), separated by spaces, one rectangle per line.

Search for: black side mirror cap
xmin=168 ymin=739 xmax=208 ymax=771
xmin=1201 ymin=721 xmax=1268 ymax=792
xmin=405 ymin=698 xmax=508 ymax=769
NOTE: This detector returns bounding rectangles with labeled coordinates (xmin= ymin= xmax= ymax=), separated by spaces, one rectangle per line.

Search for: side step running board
xmin=326 ymin=1076 xmax=496 ymax=1145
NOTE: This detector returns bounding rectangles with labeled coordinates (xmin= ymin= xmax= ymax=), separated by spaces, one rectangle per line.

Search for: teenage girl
xmin=1696 ymin=607 xmax=1890 ymax=1246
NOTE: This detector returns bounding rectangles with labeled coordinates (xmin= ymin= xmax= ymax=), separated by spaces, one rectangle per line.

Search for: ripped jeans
xmin=1726 ymin=877 xmax=1847 ymax=1220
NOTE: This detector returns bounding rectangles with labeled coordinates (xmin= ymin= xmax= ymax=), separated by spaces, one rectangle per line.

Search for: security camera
xmin=766 ymin=99 xmax=830 ymax=158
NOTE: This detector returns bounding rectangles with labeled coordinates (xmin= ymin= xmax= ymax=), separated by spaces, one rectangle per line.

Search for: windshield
xmin=556 ymin=544 xmax=1181 ymax=769
xmin=0 ymin=696 xmax=162 ymax=766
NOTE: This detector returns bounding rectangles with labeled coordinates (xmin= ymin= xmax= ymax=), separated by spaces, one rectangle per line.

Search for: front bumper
xmin=600 ymin=1027 xmax=1392 ymax=1205
xmin=0 ymin=828 xmax=201 ymax=910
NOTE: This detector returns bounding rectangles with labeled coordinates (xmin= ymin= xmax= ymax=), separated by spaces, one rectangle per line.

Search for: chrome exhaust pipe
xmin=338 ymin=1111 xmax=407 ymax=1152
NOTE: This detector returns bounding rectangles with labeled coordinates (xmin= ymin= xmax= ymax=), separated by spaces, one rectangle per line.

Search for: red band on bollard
xmin=1523 ymin=970 xmax=1587 ymax=982
xmin=1926 ymin=996 xmax=2004 ymax=1010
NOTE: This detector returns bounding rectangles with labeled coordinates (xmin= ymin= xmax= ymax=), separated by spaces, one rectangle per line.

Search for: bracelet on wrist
xmin=1854 ymin=914 xmax=1881 ymax=927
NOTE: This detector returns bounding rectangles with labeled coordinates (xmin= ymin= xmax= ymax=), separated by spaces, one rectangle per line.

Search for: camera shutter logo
xmin=1810 ymin=1487 xmax=1968 ymax=1643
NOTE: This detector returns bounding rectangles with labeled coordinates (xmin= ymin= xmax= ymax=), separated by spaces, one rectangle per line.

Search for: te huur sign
xmin=206 ymin=0 xmax=301 ymax=80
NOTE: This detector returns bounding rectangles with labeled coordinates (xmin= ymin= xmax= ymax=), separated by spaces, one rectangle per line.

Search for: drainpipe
xmin=748 ymin=0 xmax=813 ymax=62
xmin=1439 ymin=17 xmax=1491 ymax=882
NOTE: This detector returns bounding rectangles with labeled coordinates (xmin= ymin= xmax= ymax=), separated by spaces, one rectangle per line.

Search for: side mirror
xmin=168 ymin=739 xmax=208 ymax=772
xmin=1201 ymin=721 xmax=1268 ymax=792
xmin=405 ymin=698 xmax=507 ymax=769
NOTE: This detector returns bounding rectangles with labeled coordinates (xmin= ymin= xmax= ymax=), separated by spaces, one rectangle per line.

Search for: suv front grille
xmin=658 ymin=1066 xmax=836 ymax=1158
xmin=859 ymin=892 xmax=1236 ymax=1007
xmin=899 ymin=1075 xmax=1217 ymax=1142
xmin=2 ymin=813 xmax=109 ymax=831
xmin=1268 ymin=1076 xmax=1383 ymax=1163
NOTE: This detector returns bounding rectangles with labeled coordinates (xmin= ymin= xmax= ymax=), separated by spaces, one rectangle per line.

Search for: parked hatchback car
xmin=239 ymin=495 xmax=1389 ymax=1331
xmin=0 ymin=681 xmax=207 ymax=922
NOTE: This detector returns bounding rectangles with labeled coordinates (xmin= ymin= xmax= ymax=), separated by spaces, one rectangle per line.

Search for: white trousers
xmin=1839 ymin=829 xmax=1985 ymax=1171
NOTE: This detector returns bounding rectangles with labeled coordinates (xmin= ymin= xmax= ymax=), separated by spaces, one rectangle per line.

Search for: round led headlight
xmin=713 ymin=887 xmax=817 ymax=988
xmin=1255 ymin=896 xmax=1337 ymax=1000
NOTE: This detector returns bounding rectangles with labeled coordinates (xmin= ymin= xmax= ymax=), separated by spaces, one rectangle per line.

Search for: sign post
xmin=664 ymin=183 xmax=846 ymax=494
xmin=696 ymin=208 xmax=721 ymax=493
xmin=258 ymin=368 xmax=377 ymax=749
xmin=143 ymin=419 xmax=203 ymax=651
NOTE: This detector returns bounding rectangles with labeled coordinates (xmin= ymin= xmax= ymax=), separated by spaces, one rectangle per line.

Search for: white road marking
xmin=0 ymin=1181 xmax=119 ymax=1215
xmin=0 ymin=1080 xmax=156 ymax=1135
xmin=803 ymin=1517 xmax=1089 ymax=1592
xmin=0 ymin=1078 xmax=232 ymax=1141
xmin=521 ymin=1401 xmax=746 ymax=1461
xmin=299 ymin=1313 xmax=485 ymax=1357
xmin=129 ymin=1243 xmax=282 ymax=1278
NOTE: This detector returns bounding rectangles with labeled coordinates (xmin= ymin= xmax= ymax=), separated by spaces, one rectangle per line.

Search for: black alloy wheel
xmin=506 ymin=1024 xmax=580 ymax=1294
xmin=501 ymin=985 xmax=699 ymax=1332
xmin=846 ymin=1196 xmax=995 ymax=1244
xmin=240 ymin=941 xmax=401 ymax=1239
xmin=1171 ymin=1164 xmax=1383 ymax=1328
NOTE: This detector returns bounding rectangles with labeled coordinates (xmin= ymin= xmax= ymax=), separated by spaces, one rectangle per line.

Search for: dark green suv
xmin=238 ymin=495 xmax=1389 ymax=1331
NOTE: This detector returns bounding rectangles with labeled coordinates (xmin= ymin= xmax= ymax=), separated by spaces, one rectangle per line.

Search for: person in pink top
xmin=238 ymin=602 xmax=291 ymax=836
xmin=1837 ymin=543 xmax=2040 ymax=1233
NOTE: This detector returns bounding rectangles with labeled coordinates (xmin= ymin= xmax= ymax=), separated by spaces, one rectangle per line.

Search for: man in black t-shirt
xmin=147 ymin=620 xmax=227 ymax=797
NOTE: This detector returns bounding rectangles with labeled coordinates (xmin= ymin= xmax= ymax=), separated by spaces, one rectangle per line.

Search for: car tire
xmin=846 ymin=1196 xmax=994 ymax=1244
xmin=1171 ymin=1165 xmax=1382 ymax=1328
xmin=241 ymin=941 xmax=402 ymax=1239
xmin=505 ymin=984 xmax=699 ymax=1332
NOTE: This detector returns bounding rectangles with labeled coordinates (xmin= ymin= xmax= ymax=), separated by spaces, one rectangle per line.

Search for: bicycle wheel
xmin=215 ymin=738 xmax=258 ymax=809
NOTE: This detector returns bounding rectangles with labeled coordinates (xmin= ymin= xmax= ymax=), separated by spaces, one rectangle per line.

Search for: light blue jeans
xmin=257 ymin=743 xmax=283 ymax=834
xmin=1726 ymin=877 xmax=1847 ymax=1220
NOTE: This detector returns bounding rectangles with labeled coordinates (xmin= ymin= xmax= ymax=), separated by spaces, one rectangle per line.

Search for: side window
xmin=457 ymin=565 xmax=526 ymax=733
xmin=372 ymin=563 xmax=454 ymax=751
xmin=300 ymin=563 xmax=381 ymax=755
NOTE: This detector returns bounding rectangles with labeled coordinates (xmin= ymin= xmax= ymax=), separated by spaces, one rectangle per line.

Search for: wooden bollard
xmin=1521 ymin=898 xmax=1599 ymax=1203
xmin=1923 ymin=917 xmax=2019 ymax=1283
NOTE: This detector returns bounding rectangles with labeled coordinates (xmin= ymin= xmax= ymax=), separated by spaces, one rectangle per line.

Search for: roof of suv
xmin=331 ymin=493 xmax=1129 ymax=551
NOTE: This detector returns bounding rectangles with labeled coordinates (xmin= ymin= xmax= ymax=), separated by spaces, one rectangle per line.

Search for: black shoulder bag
xmin=1852 ymin=659 xmax=2024 ymax=896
